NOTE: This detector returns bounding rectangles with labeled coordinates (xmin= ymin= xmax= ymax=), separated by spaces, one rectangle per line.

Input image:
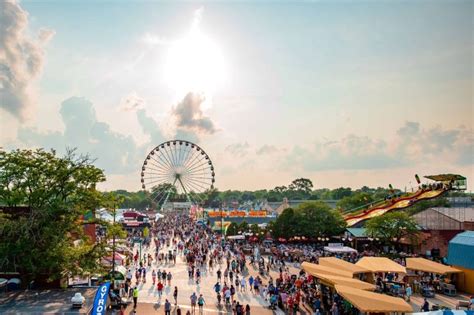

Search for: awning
xmin=323 ymin=246 xmax=357 ymax=253
xmin=406 ymin=257 xmax=461 ymax=275
xmin=318 ymin=257 xmax=369 ymax=276
xmin=335 ymin=285 xmax=412 ymax=313
xmin=301 ymin=261 xmax=353 ymax=278
xmin=346 ymin=228 xmax=367 ymax=238
xmin=425 ymin=174 xmax=466 ymax=181
xmin=316 ymin=273 xmax=375 ymax=291
xmin=355 ymin=257 xmax=406 ymax=274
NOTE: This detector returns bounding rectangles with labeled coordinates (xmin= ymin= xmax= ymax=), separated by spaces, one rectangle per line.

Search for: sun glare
xmin=164 ymin=29 xmax=226 ymax=103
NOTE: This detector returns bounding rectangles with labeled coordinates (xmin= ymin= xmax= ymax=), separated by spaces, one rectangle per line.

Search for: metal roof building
xmin=447 ymin=231 xmax=474 ymax=294
xmin=447 ymin=231 xmax=474 ymax=269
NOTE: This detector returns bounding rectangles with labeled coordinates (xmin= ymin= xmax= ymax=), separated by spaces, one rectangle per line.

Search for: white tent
xmin=323 ymin=245 xmax=357 ymax=253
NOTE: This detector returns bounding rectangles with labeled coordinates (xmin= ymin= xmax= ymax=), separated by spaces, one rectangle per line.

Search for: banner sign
xmin=92 ymin=282 xmax=111 ymax=315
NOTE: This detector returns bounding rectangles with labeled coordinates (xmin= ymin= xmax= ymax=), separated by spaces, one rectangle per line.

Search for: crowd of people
xmin=106 ymin=210 xmax=462 ymax=314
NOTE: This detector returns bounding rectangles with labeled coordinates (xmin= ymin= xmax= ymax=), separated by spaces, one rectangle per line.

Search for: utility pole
xmin=111 ymin=203 xmax=116 ymax=289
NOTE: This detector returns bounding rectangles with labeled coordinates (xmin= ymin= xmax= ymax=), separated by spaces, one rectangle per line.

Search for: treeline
xmin=225 ymin=201 xmax=347 ymax=239
xmin=108 ymin=178 xmax=406 ymax=211
xmin=108 ymin=177 xmax=469 ymax=212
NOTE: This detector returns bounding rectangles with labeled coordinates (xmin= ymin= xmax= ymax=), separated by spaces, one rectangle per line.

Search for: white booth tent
xmin=323 ymin=243 xmax=357 ymax=254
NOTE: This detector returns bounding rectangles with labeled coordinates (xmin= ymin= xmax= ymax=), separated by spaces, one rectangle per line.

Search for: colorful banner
xmin=91 ymin=282 xmax=110 ymax=315
xmin=207 ymin=210 xmax=267 ymax=218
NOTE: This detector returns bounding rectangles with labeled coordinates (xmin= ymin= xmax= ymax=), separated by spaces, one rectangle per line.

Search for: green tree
xmin=366 ymin=211 xmax=419 ymax=245
xmin=331 ymin=187 xmax=353 ymax=200
xmin=297 ymin=201 xmax=346 ymax=238
xmin=272 ymin=208 xmax=297 ymax=239
xmin=337 ymin=192 xmax=374 ymax=212
xmin=0 ymin=148 xmax=109 ymax=284
xmin=226 ymin=222 xmax=239 ymax=236
xmin=238 ymin=221 xmax=249 ymax=233
xmin=289 ymin=178 xmax=314 ymax=195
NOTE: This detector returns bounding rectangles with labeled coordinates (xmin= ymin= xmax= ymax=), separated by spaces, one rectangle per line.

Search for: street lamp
xmin=111 ymin=203 xmax=116 ymax=289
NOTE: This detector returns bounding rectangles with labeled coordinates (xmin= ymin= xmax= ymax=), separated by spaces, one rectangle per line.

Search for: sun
xmin=164 ymin=29 xmax=226 ymax=103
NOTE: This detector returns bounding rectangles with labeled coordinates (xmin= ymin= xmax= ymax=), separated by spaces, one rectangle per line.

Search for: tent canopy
xmin=356 ymin=257 xmax=406 ymax=274
xmin=301 ymin=262 xmax=353 ymax=278
xmin=406 ymin=257 xmax=461 ymax=275
xmin=335 ymin=285 xmax=413 ymax=313
xmin=323 ymin=246 xmax=357 ymax=253
xmin=319 ymin=257 xmax=369 ymax=276
xmin=316 ymin=273 xmax=375 ymax=291
xmin=302 ymin=262 xmax=374 ymax=290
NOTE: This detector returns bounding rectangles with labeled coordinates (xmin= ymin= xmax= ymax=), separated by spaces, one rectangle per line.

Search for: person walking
xmin=132 ymin=286 xmax=139 ymax=309
xmin=173 ymin=286 xmax=179 ymax=305
xmin=198 ymin=294 xmax=205 ymax=313
xmin=240 ymin=277 xmax=246 ymax=292
xmin=421 ymin=298 xmax=430 ymax=312
xmin=405 ymin=284 xmax=412 ymax=302
xmin=167 ymin=271 xmax=173 ymax=286
xmin=164 ymin=299 xmax=171 ymax=315
xmin=157 ymin=280 xmax=164 ymax=299
xmin=190 ymin=292 xmax=197 ymax=313
xmin=152 ymin=269 xmax=156 ymax=285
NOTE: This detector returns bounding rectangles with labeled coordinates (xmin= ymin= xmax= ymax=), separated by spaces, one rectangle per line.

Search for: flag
xmin=415 ymin=174 xmax=421 ymax=184
xmin=91 ymin=282 xmax=110 ymax=315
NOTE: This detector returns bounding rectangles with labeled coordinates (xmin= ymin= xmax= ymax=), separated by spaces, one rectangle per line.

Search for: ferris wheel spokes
xmin=141 ymin=140 xmax=215 ymax=208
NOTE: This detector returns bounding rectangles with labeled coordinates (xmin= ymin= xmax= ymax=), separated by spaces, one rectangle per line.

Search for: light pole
xmin=111 ymin=204 xmax=116 ymax=289
xmin=220 ymin=202 xmax=225 ymax=246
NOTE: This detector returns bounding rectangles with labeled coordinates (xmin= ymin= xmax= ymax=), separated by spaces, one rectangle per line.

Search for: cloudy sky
xmin=1 ymin=0 xmax=472 ymax=192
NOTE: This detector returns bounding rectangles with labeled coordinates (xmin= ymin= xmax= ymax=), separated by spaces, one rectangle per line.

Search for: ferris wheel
xmin=141 ymin=140 xmax=215 ymax=209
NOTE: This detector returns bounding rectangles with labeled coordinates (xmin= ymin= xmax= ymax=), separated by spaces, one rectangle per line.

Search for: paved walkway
xmin=119 ymin=241 xmax=471 ymax=314
xmin=125 ymin=241 xmax=282 ymax=314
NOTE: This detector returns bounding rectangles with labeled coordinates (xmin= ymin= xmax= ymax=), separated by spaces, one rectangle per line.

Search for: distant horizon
xmin=1 ymin=1 xmax=472 ymax=192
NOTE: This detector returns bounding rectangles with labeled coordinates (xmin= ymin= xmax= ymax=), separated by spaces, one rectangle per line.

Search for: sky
xmin=0 ymin=0 xmax=473 ymax=192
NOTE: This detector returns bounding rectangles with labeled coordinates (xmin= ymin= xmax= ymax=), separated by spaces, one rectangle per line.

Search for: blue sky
xmin=1 ymin=0 xmax=472 ymax=191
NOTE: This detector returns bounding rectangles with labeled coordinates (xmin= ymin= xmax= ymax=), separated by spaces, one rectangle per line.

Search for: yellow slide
xmin=345 ymin=189 xmax=446 ymax=227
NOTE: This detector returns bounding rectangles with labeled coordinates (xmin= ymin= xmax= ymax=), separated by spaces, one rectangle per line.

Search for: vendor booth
xmin=335 ymin=285 xmax=413 ymax=313
xmin=406 ymin=257 xmax=462 ymax=296
xmin=301 ymin=262 xmax=375 ymax=291
xmin=318 ymin=257 xmax=369 ymax=278
xmin=301 ymin=261 xmax=353 ymax=278
xmin=356 ymin=257 xmax=406 ymax=274
xmin=355 ymin=257 xmax=407 ymax=295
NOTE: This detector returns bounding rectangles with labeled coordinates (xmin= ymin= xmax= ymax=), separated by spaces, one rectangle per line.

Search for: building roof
xmin=318 ymin=257 xmax=369 ymax=275
xmin=431 ymin=207 xmax=474 ymax=222
xmin=447 ymin=231 xmax=474 ymax=269
xmin=346 ymin=228 xmax=367 ymax=238
xmin=355 ymin=257 xmax=406 ymax=274
xmin=406 ymin=257 xmax=461 ymax=274
xmin=335 ymin=285 xmax=413 ymax=313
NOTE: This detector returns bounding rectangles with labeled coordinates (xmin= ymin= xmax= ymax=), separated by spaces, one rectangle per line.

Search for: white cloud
xmin=256 ymin=144 xmax=279 ymax=155
xmin=172 ymin=92 xmax=217 ymax=135
xmin=140 ymin=33 xmax=168 ymax=46
xmin=225 ymin=142 xmax=250 ymax=157
xmin=120 ymin=92 xmax=146 ymax=112
xmin=0 ymin=0 xmax=55 ymax=120
xmin=284 ymin=121 xmax=473 ymax=173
